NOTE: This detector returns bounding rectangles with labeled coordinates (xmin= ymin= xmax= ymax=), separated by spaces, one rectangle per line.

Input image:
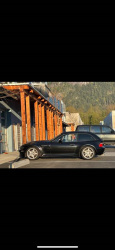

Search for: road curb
xmin=9 ymin=159 xmax=30 ymax=168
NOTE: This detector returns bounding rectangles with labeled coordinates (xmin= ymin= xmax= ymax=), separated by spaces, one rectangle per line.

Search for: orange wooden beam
xmin=38 ymin=103 xmax=42 ymax=140
xmin=49 ymin=109 xmax=52 ymax=139
xmin=54 ymin=113 xmax=57 ymax=137
xmin=29 ymin=90 xmax=34 ymax=93
xmin=71 ymin=124 xmax=75 ymax=131
xmin=57 ymin=114 xmax=59 ymax=135
xmin=60 ymin=116 xmax=63 ymax=133
xmin=58 ymin=116 xmax=60 ymax=135
xmin=42 ymin=105 xmax=46 ymax=140
xmin=20 ymin=90 xmax=27 ymax=144
xmin=46 ymin=108 xmax=50 ymax=140
xmin=26 ymin=95 xmax=31 ymax=142
xmin=34 ymin=101 xmax=39 ymax=140
xmin=4 ymin=85 xmax=29 ymax=90
xmin=51 ymin=111 xmax=54 ymax=139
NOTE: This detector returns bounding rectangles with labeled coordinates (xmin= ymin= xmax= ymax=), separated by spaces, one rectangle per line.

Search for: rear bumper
xmin=96 ymin=147 xmax=105 ymax=155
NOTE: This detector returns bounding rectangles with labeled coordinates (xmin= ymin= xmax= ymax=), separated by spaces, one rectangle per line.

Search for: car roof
xmin=77 ymin=125 xmax=107 ymax=126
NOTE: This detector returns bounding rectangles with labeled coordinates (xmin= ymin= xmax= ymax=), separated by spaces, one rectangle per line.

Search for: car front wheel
xmin=81 ymin=146 xmax=95 ymax=160
xmin=25 ymin=147 xmax=40 ymax=160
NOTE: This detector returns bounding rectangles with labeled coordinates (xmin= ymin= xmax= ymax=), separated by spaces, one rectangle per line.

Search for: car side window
xmin=90 ymin=126 xmax=101 ymax=133
xmin=102 ymin=126 xmax=112 ymax=133
xmin=77 ymin=133 xmax=94 ymax=141
xmin=61 ymin=134 xmax=77 ymax=142
xmin=77 ymin=126 xmax=90 ymax=132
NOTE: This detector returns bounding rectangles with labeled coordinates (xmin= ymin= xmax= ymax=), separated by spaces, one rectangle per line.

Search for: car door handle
xmin=70 ymin=144 xmax=75 ymax=146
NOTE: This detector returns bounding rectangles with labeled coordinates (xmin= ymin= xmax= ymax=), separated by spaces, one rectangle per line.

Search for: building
xmin=63 ymin=112 xmax=83 ymax=132
xmin=0 ymin=83 xmax=64 ymax=154
xmin=103 ymin=110 xmax=115 ymax=130
xmin=30 ymin=82 xmax=66 ymax=113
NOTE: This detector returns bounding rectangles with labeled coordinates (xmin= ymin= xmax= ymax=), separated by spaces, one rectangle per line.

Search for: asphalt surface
xmin=0 ymin=145 xmax=115 ymax=168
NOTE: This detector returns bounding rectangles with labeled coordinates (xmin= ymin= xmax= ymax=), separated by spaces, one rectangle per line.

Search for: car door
xmin=40 ymin=141 xmax=51 ymax=154
xmin=101 ymin=126 xmax=115 ymax=143
xmin=50 ymin=133 xmax=78 ymax=155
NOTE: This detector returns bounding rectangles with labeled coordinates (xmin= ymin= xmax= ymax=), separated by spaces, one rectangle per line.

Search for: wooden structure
xmin=66 ymin=122 xmax=75 ymax=132
xmin=2 ymin=83 xmax=63 ymax=144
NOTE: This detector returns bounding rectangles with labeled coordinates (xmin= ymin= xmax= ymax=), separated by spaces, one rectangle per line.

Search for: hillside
xmin=47 ymin=82 xmax=115 ymax=125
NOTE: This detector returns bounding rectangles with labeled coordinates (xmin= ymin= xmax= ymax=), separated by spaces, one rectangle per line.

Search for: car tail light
xmin=99 ymin=143 xmax=103 ymax=147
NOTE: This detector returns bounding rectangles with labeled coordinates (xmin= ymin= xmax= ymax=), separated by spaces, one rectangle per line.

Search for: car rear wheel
xmin=25 ymin=147 xmax=40 ymax=160
xmin=81 ymin=146 xmax=95 ymax=160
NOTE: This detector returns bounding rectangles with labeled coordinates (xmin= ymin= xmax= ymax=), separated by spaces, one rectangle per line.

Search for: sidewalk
xmin=0 ymin=151 xmax=19 ymax=165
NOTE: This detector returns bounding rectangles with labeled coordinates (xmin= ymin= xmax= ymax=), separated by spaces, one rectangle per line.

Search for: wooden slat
xmin=26 ymin=95 xmax=31 ymax=142
xmin=42 ymin=105 xmax=46 ymax=140
xmin=38 ymin=103 xmax=42 ymax=140
xmin=34 ymin=101 xmax=39 ymax=140
xmin=20 ymin=90 xmax=26 ymax=144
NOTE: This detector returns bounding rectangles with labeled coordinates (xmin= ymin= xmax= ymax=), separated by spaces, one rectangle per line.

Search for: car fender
xmin=79 ymin=144 xmax=97 ymax=157
xmin=34 ymin=145 xmax=44 ymax=156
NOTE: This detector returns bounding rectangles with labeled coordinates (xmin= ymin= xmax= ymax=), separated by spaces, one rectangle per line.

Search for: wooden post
xmin=34 ymin=101 xmax=39 ymax=140
xmin=49 ymin=109 xmax=52 ymax=139
xmin=56 ymin=114 xmax=59 ymax=135
xmin=60 ymin=116 xmax=63 ymax=133
xmin=20 ymin=90 xmax=26 ymax=144
xmin=58 ymin=115 xmax=61 ymax=134
xmin=71 ymin=124 xmax=74 ymax=131
xmin=42 ymin=105 xmax=46 ymax=140
xmin=57 ymin=115 xmax=60 ymax=135
xmin=26 ymin=95 xmax=31 ymax=142
xmin=54 ymin=113 xmax=57 ymax=137
xmin=38 ymin=103 xmax=42 ymax=140
xmin=46 ymin=108 xmax=50 ymax=140
xmin=51 ymin=111 xmax=54 ymax=139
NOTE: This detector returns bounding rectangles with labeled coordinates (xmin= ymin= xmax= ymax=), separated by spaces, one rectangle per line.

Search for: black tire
xmin=25 ymin=146 xmax=40 ymax=160
xmin=81 ymin=146 xmax=95 ymax=160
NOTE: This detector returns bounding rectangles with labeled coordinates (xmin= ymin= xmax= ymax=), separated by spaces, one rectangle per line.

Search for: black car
xmin=19 ymin=131 xmax=105 ymax=160
xmin=76 ymin=125 xmax=115 ymax=145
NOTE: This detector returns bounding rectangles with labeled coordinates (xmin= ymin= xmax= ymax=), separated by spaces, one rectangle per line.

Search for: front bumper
xmin=19 ymin=150 xmax=25 ymax=158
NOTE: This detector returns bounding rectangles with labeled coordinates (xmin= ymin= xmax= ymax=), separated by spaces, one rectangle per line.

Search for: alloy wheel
xmin=27 ymin=147 xmax=38 ymax=160
xmin=82 ymin=146 xmax=95 ymax=160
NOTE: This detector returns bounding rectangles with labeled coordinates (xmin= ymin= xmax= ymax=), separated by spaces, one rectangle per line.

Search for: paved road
xmin=1 ymin=146 xmax=115 ymax=168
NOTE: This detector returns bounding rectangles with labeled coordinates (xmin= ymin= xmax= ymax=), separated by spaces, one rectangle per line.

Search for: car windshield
xmin=51 ymin=134 xmax=62 ymax=142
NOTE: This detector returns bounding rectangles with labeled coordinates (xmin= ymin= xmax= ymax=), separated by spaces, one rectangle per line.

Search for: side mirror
xmin=58 ymin=139 xmax=62 ymax=143
xmin=111 ymin=130 xmax=114 ymax=133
